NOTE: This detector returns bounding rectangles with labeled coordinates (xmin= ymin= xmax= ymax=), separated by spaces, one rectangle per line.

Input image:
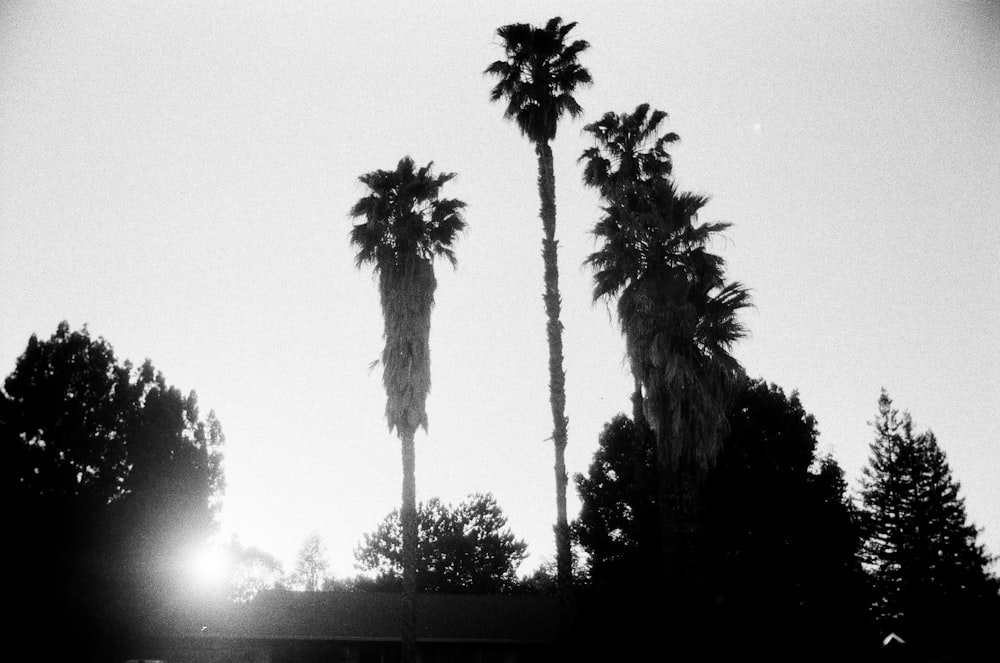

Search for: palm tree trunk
xmin=535 ymin=140 xmax=572 ymax=659
xmin=400 ymin=426 xmax=418 ymax=663
xmin=631 ymin=374 xmax=645 ymax=429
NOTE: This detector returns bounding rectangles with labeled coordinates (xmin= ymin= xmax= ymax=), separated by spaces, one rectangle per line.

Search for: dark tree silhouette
xmin=860 ymin=390 xmax=999 ymax=655
xmin=573 ymin=379 xmax=869 ymax=660
xmin=581 ymin=106 xmax=751 ymax=630
xmin=2 ymin=322 xmax=224 ymax=662
xmin=580 ymin=104 xmax=680 ymax=424
xmin=583 ymin=178 xmax=750 ymax=633
xmin=573 ymin=415 xmax=660 ymax=592
xmin=486 ymin=21 xmax=592 ymax=649
xmin=348 ymin=156 xmax=465 ymax=663
xmin=580 ymin=103 xmax=679 ymax=200
xmin=356 ymin=493 xmax=528 ymax=594
xmin=706 ymin=381 xmax=871 ymax=658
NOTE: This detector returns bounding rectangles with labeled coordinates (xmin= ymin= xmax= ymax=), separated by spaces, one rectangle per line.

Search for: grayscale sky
xmin=2 ymin=1 xmax=998 ymax=578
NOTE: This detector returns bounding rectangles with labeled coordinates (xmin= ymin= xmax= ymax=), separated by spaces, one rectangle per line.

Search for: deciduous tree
xmin=289 ymin=532 xmax=330 ymax=592
xmin=356 ymin=493 xmax=527 ymax=594
xmin=226 ymin=538 xmax=284 ymax=602
xmin=2 ymin=322 xmax=224 ymax=662
xmin=573 ymin=379 xmax=869 ymax=658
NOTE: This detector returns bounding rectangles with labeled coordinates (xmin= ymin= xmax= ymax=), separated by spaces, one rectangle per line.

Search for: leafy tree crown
xmin=355 ymin=492 xmax=528 ymax=593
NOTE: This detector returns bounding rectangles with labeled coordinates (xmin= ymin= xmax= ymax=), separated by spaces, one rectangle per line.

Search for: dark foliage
xmin=706 ymin=380 xmax=872 ymax=657
xmin=355 ymin=493 xmax=528 ymax=594
xmin=572 ymin=378 xmax=871 ymax=660
xmin=580 ymin=105 xmax=751 ymax=643
xmin=860 ymin=391 xmax=1000 ymax=656
xmin=2 ymin=322 xmax=224 ymax=662
xmin=573 ymin=415 xmax=660 ymax=592
xmin=485 ymin=17 xmax=592 ymax=144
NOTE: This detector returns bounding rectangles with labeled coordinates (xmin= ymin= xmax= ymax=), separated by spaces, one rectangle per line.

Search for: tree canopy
xmin=225 ymin=537 xmax=285 ymax=603
xmin=289 ymin=531 xmax=331 ymax=592
xmin=573 ymin=378 xmax=870 ymax=659
xmin=355 ymin=492 xmax=528 ymax=594
xmin=2 ymin=322 xmax=225 ymax=662
xmin=349 ymin=156 xmax=466 ymax=436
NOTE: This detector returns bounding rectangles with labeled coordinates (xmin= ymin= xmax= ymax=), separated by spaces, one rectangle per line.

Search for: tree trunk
xmin=400 ymin=426 xmax=418 ymax=663
xmin=655 ymin=433 xmax=709 ymax=656
xmin=535 ymin=140 xmax=572 ymax=661
xmin=631 ymin=374 xmax=645 ymax=429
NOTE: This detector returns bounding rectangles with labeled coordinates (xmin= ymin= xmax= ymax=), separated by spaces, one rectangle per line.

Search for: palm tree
xmin=583 ymin=120 xmax=751 ymax=633
xmin=485 ymin=18 xmax=592 ymax=633
xmin=581 ymin=105 xmax=748 ymax=472
xmin=580 ymin=102 xmax=680 ymax=200
xmin=580 ymin=103 xmax=680 ymax=424
xmin=586 ymin=179 xmax=750 ymax=465
xmin=349 ymin=156 xmax=466 ymax=663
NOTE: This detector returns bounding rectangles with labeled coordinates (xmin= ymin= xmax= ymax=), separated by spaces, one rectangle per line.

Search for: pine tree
xmin=860 ymin=390 xmax=999 ymax=651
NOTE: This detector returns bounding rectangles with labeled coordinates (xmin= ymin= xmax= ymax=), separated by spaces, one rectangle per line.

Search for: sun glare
xmin=189 ymin=545 xmax=232 ymax=588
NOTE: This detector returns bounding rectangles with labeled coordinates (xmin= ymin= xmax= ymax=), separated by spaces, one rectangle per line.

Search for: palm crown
xmin=349 ymin=157 xmax=466 ymax=272
xmin=349 ymin=156 xmax=466 ymax=434
xmin=586 ymin=178 xmax=751 ymax=471
xmin=485 ymin=17 xmax=592 ymax=144
xmin=580 ymin=103 xmax=680 ymax=198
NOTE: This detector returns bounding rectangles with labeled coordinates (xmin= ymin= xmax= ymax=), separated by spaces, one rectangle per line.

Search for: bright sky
xmin=2 ymin=1 xmax=998 ymax=579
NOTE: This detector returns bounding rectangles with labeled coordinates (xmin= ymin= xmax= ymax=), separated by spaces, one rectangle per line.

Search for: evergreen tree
xmin=860 ymin=390 xmax=999 ymax=652
xmin=708 ymin=383 xmax=871 ymax=656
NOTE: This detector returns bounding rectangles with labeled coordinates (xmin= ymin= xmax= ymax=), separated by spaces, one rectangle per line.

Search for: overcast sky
xmin=2 ymin=1 xmax=998 ymax=578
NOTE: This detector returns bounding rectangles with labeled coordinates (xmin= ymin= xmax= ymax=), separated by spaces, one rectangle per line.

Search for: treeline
xmin=3 ymin=323 xmax=996 ymax=662
xmin=225 ymin=492 xmax=531 ymax=597
xmin=573 ymin=381 xmax=999 ymax=660
xmin=254 ymin=378 xmax=1000 ymax=660
xmin=3 ymin=323 xmax=224 ymax=662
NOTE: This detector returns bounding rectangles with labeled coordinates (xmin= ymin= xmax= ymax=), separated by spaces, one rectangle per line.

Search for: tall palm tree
xmin=485 ymin=18 xmax=592 ymax=632
xmin=586 ymin=179 xmax=750 ymax=468
xmin=580 ymin=103 xmax=680 ymax=424
xmin=349 ymin=157 xmax=465 ymax=663
xmin=581 ymin=105 xmax=748 ymax=471
xmin=583 ymin=118 xmax=751 ymax=632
